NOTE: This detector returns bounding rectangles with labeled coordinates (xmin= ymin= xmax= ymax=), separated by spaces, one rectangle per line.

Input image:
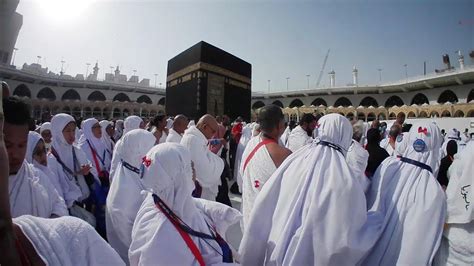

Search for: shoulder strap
xmin=50 ymin=147 xmax=76 ymax=176
xmin=243 ymin=138 xmax=276 ymax=172
xmin=87 ymin=140 xmax=102 ymax=174
xmin=153 ymin=195 xmax=205 ymax=266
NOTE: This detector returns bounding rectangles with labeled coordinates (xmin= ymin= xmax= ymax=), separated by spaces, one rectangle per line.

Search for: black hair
xmin=258 ymin=105 xmax=284 ymax=132
xmin=299 ymin=113 xmax=315 ymax=126
xmin=3 ymin=96 xmax=31 ymax=126
xmin=402 ymin=123 xmax=412 ymax=133
xmin=150 ymin=114 xmax=166 ymax=127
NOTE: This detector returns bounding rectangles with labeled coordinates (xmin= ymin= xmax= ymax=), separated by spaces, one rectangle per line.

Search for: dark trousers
xmin=215 ymin=149 xmax=232 ymax=207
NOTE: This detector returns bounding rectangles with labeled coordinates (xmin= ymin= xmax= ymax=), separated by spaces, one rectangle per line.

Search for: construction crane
xmin=316 ymin=49 xmax=330 ymax=88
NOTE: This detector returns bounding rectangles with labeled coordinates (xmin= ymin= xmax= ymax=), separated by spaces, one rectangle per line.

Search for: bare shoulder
xmin=266 ymin=142 xmax=292 ymax=168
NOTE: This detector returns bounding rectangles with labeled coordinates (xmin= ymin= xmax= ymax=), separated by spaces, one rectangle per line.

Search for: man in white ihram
xmin=166 ymin=114 xmax=188 ymax=143
xmin=285 ymin=113 xmax=316 ymax=152
xmin=240 ymin=105 xmax=291 ymax=228
xmin=180 ymin=114 xmax=224 ymax=201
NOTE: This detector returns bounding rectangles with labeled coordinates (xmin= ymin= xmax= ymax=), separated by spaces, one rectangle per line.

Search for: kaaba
xmin=166 ymin=41 xmax=252 ymax=121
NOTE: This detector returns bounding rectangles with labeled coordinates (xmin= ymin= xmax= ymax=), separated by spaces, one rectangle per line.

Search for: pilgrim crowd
xmin=1 ymin=80 xmax=473 ymax=266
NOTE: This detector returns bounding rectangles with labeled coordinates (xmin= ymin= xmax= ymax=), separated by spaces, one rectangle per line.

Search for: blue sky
xmin=15 ymin=0 xmax=473 ymax=92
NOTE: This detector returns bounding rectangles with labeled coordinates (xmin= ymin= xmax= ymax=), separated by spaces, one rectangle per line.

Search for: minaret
xmin=92 ymin=62 xmax=99 ymax=80
xmin=329 ymin=70 xmax=335 ymax=88
xmin=457 ymin=51 xmax=465 ymax=70
xmin=114 ymin=65 xmax=120 ymax=76
xmin=352 ymin=66 xmax=358 ymax=86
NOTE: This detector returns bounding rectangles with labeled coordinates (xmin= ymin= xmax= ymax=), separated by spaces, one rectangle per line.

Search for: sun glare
xmin=36 ymin=0 xmax=95 ymax=23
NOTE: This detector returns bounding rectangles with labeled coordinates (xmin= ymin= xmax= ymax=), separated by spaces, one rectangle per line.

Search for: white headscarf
xmin=99 ymin=120 xmax=114 ymax=158
xmin=40 ymin=122 xmax=51 ymax=135
xmin=26 ymin=131 xmax=42 ymax=164
xmin=79 ymin=118 xmax=107 ymax=161
xmin=364 ymin=122 xmax=446 ymax=265
xmin=187 ymin=120 xmax=195 ymax=128
xmin=239 ymin=113 xmax=383 ymax=265
xmin=129 ymin=143 xmax=239 ymax=266
xmin=106 ymin=129 xmax=156 ymax=261
xmin=51 ymin=114 xmax=77 ymax=169
xmin=123 ymin=116 xmax=143 ymax=135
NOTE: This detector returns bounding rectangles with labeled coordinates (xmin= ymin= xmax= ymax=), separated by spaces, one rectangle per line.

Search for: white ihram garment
xmin=79 ymin=118 xmax=111 ymax=174
xmin=123 ymin=116 xmax=143 ymax=135
xmin=14 ymin=215 xmax=125 ymax=266
xmin=180 ymin=126 xmax=224 ymax=201
xmin=9 ymin=160 xmax=68 ymax=218
xmin=286 ymin=125 xmax=312 ymax=152
xmin=364 ymin=122 xmax=446 ymax=265
xmin=166 ymin=128 xmax=183 ymax=143
xmin=129 ymin=143 xmax=240 ymax=266
xmin=239 ymin=114 xmax=384 ymax=265
xmin=240 ymin=134 xmax=276 ymax=228
xmin=346 ymin=139 xmax=370 ymax=193
xmin=435 ymin=141 xmax=474 ymax=265
xmin=99 ymin=120 xmax=114 ymax=161
xmin=234 ymin=124 xmax=253 ymax=191
xmin=106 ymin=129 xmax=156 ymax=262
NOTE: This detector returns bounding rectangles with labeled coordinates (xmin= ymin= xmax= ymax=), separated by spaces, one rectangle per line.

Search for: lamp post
xmin=403 ymin=64 xmax=408 ymax=82
xmin=377 ymin=68 xmax=383 ymax=82
xmin=306 ymin=74 xmax=311 ymax=90
xmin=286 ymin=77 xmax=290 ymax=91
xmin=267 ymin=79 xmax=270 ymax=93
xmin=154 ymin=74 xmax=158 ymax=87
xmin=36 ymin=55 xmax=42 ymax=64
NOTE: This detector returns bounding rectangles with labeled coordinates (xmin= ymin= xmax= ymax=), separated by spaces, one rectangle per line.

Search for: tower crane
xmin=316 ymin=49 xmax=330 ymax=88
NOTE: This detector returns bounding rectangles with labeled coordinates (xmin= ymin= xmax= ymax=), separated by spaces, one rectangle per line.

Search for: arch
xmin=411 ymin=93 xmax=429 ymax=105
xmin=360 ymin=96 xmax=379 ymax=107
xmin=311 ymin=98 xmax=327 ymax=107
xmin=441 ymin=110 xmax=451 ymax=117
xmin=357 ymin=112 xmax=366 ymax=121
xmin=150 ymin=110 xmax=157 ymax=117
xmin=13 ymin=84 xmax=31 ymax=98
xmin=468 ymin=89 xmax=474 ymax=103
xmin=52 ymin=106 xmax=60 ymax=115
xmin=367 ymin=112 xmax=376 ymax=121
xmin=384 ymin=95 xmax=404 ymax=107
xmin=88 ymin=91 xmax=106 ymax=102
xmin=103 ymin=108 xmax=111 ymax=118
xmin=418 ymin=111 xmax=428 ymax=118
xmin=438 ymin=90 xmax=458 ymax=104
xmin=133 ymin=109 xmax=140 ymax=115
xmin=61 ymin=89 xmax=81 ymax=101
xmin=113 ymin=108 xmax=121 ymax=118
xmin=289 ymin=99 xmax=304 ymax=108
xmin=37 ymin=87 xmax=56 ymax=101
xmin=378 ymin=113 xmax=387 ymax=120
xmin=72 ymin=107 xmax=81 ymax=117
xmin=158 ymin=97 xmax=166 ymax=106
xmin=334 ymin=97 xmax=352 ymax=107
xmin=272 ymin=100 xmax=283 ymax=108
xmin=252 ymin=101 xmax=265 ymax=110
xmin=430 ymin=111 xmax=439 ymax=118
xmin=137 ymin=95 xmax=152 ymax=104
xmin=93 ymin=107 xmax=102 ymax=118
xmin=388 ymin=112 xmax=396 ymax=119
xmin=83 ymin=107 xmax=92 ymax=118
xmin=467 ymin=110 xmax=474 ymax=117
xmin=453 ymin=110 xmax=465 ymax=117
xmin=407 ymin=111 xmax=416 ymax=118
xmin=113 ymin=93 xmax=131 ymax=102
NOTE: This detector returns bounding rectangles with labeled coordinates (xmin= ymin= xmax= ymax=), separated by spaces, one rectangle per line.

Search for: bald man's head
xmin=196 ymin=114 xmax=218 ymax=139
xmin=173 ymin=114 xmax=188 ymax=134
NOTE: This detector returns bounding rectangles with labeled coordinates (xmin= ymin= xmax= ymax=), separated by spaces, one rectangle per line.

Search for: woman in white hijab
xmin=239 ymin=114 xmax=384 ymax=265
xmin=39 ymin=122 xmax=52 ymax=151
xmin=435 ymin=141 xmax=474 ymax=265
xmin=48 ymin=113 xmax=97 ymax=225
xmin=100 ymin=120 xmax=115 ymax=161
xmin=123 ymin=115 xmax=144 ymax=136
xmin=78 ymin=118 xmax=111 ymax=237
xmin=364 ymin=122 xmax=446 ymax=265
xmin=129 ymin=143 xmax=241 ymax=266
xmin=26 ymin=131 xmax=64 ymax=201
xmin=106 ymin=129 xmax=156 ymax=262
